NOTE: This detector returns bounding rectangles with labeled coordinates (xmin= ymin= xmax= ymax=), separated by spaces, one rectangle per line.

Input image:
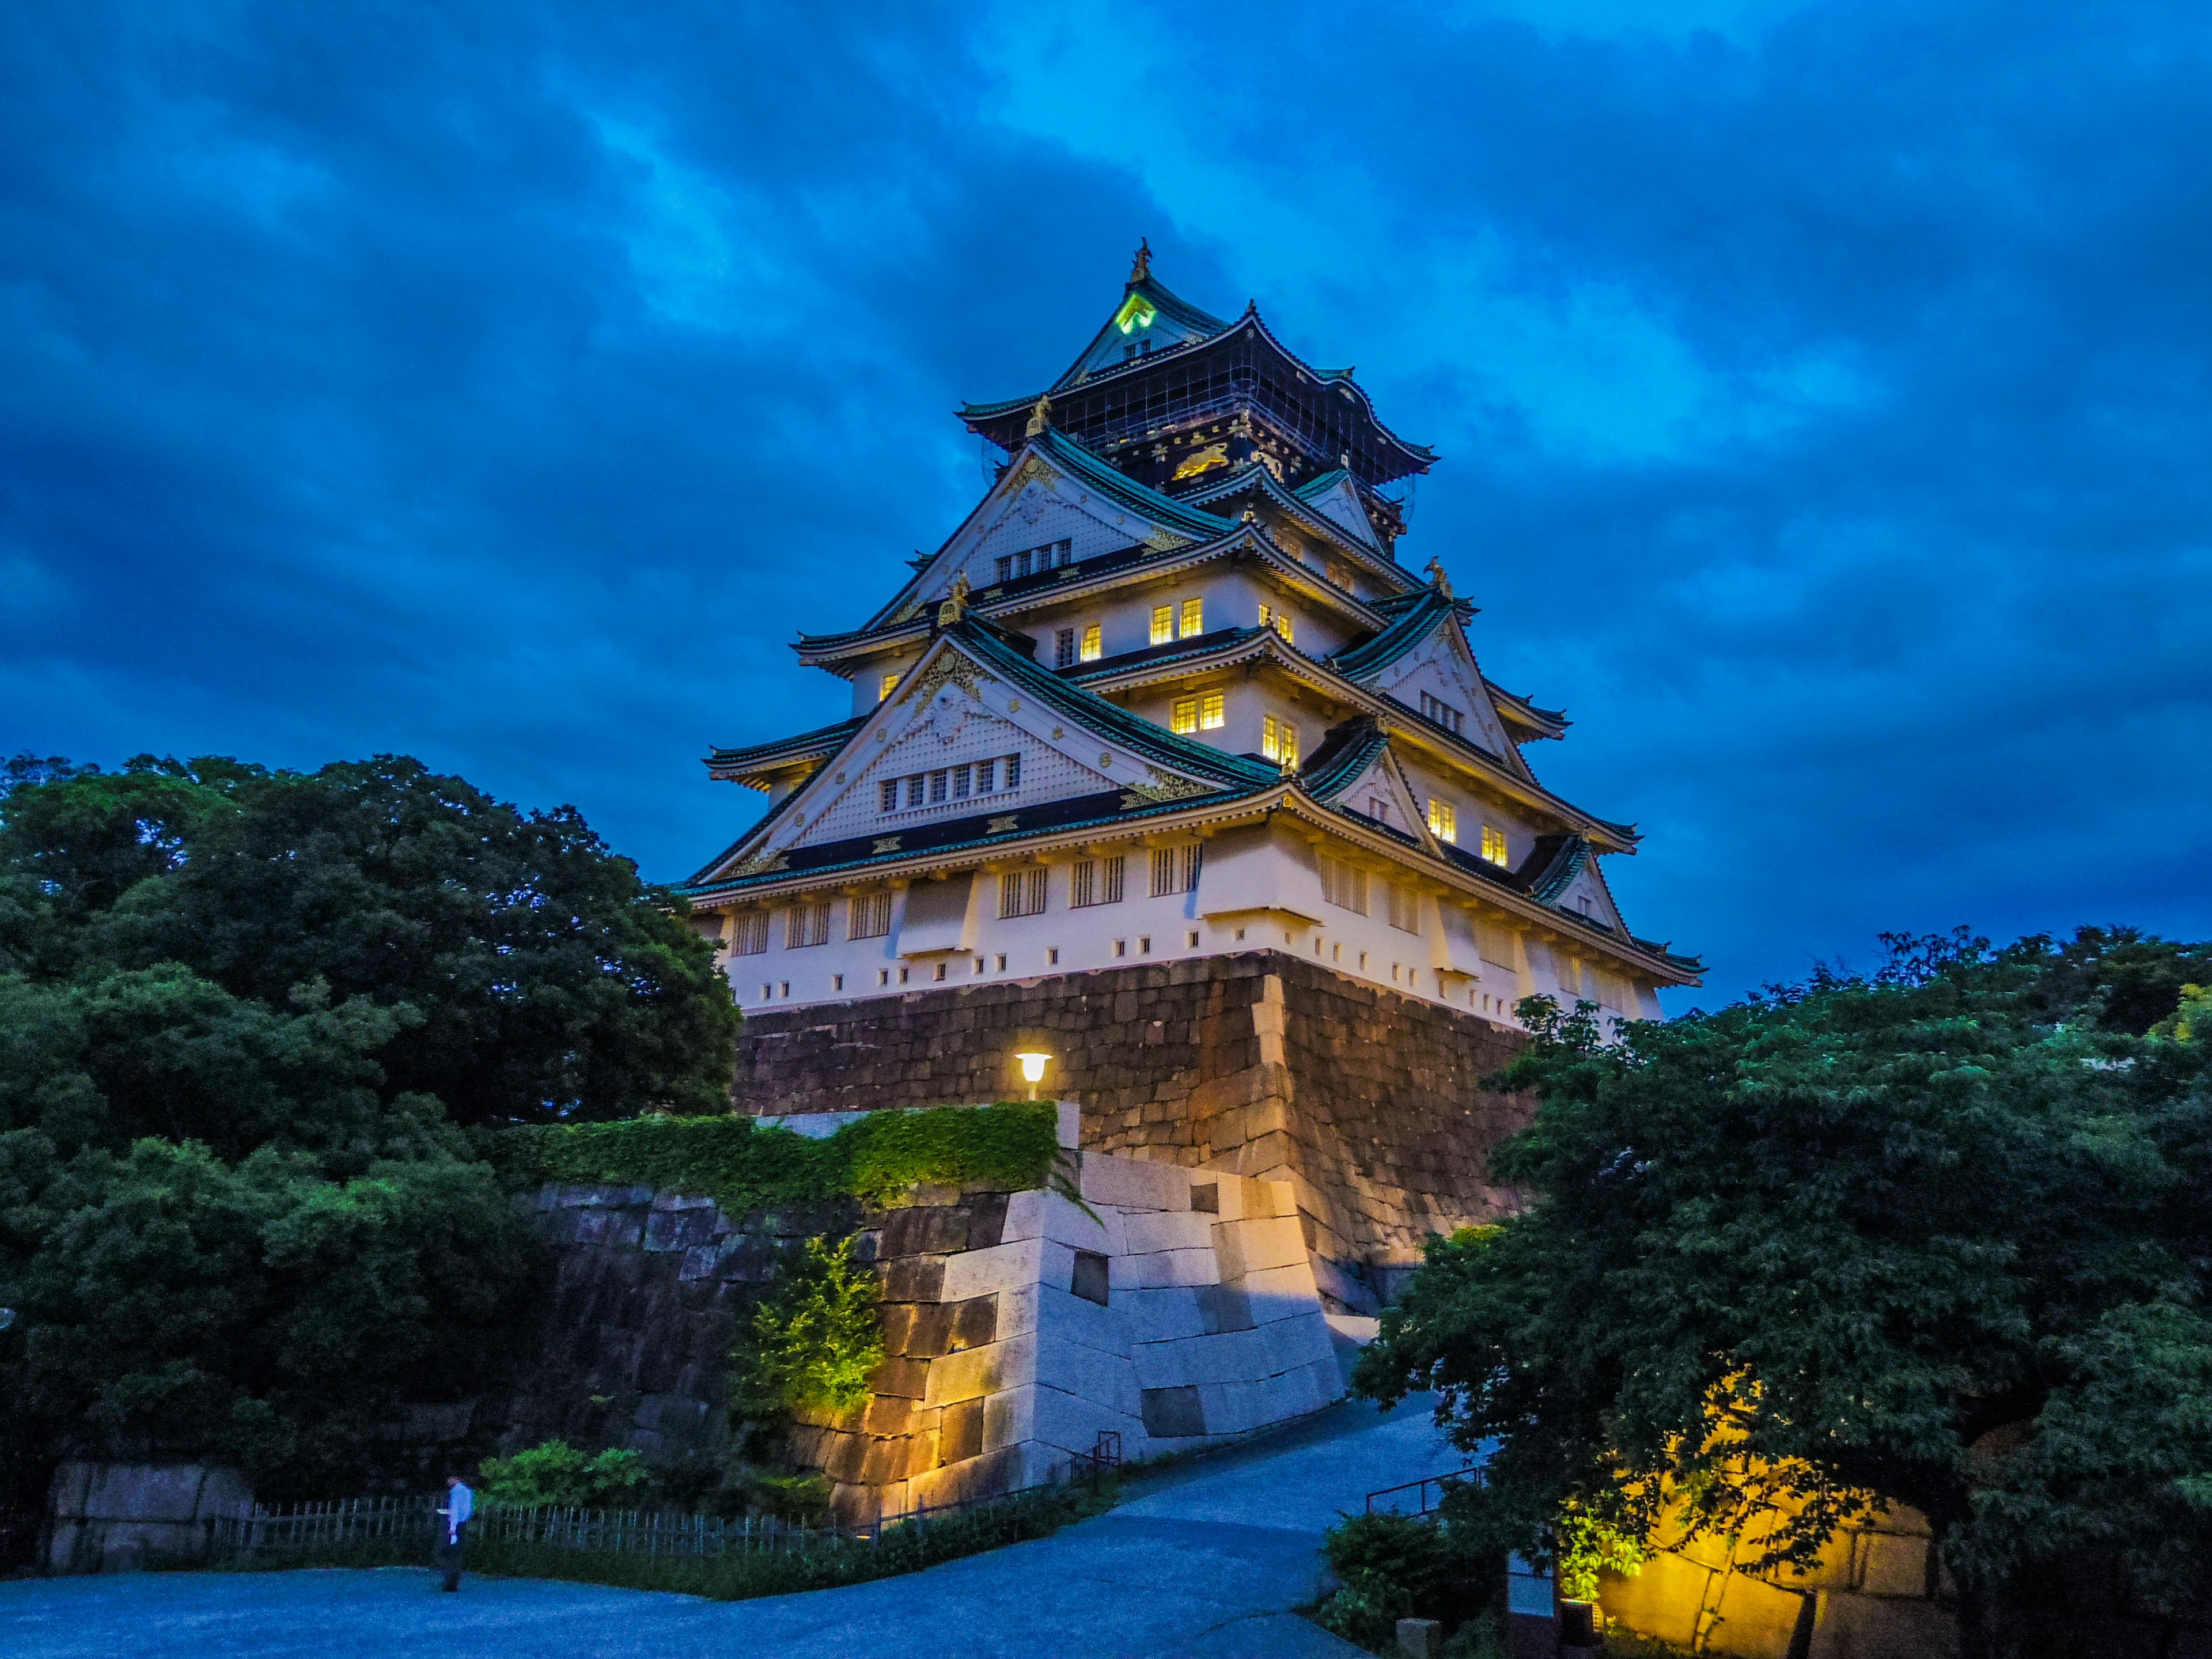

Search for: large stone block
xmin=1032 ymin=1280 xmax=1130 ymax=1358
xmin=1079 ymin=1152 xmax=1192 ymax=1213
xmin=1122 ymin=1210 xmax=1216 ymax=1255
xmin=938 ymin=1237 xmax=1061 ymax=1302
xmin=923 ymin=1331 xmax=1037 ymax=1407
xmin=1132 ymin=1247 xmax=1219 ymax=1290
xmin=1035 ymin=1332 xmax=1141 ymax=1417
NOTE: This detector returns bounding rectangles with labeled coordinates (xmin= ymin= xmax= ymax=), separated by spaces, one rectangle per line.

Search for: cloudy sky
xmin=5 ymin=1 xmax=2209 ymax=1005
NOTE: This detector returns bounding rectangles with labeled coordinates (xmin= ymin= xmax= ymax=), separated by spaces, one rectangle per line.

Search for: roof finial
xmin=1130 ymin=238 xmax=1151 ymax=283
xmin=937 ymin=570 xmax=972 ymax=628
xmin=1025 ymin=393 xmax=1052 ymax=438
xmin=1425 ymin=557 xmax=1453 ymax=599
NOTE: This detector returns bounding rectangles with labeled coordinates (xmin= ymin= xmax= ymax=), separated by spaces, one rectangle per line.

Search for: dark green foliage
xmin=737 ymin=1234 xmax=885 ymax=1416
xmin=478 ymin=1441 xmax=650 ymax=1509
xmin=0 ymin=752 xmax=738 ymax=1130
xmin=1312 ymin=1510 xmax=1499 ymax=1653
xmin=492 ymin=1101 xmax=1067 ymax=1214
xmin=1 ymin=1137 xmax=541 ymax=1495
xmin=1353 ymin=926 xmax=2212 ymax=1649
xmin=0 ymin=751 xmax=737 ymax=1501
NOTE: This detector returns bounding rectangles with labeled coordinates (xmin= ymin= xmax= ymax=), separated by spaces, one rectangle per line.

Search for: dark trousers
xmin=435 ymin=1522 xmax=468 ymax=1590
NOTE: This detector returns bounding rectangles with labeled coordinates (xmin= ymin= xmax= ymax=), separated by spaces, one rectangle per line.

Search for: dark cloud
xmin=4 ymin=0 xmax=2209 ymax=1002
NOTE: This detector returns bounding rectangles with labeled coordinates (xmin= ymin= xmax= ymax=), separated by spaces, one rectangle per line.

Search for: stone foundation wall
xmin=511 ymin=1128 xmax=1343 ymax=1524
xmin=46 ymin=1462 xmax=253 ymax=1573
xmin=732 ymin=951 xmax=1535 ymax=1310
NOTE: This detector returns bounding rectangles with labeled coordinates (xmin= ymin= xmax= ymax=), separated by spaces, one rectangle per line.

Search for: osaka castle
xmin=683 ymin=251 xmax=1696 ymax=1283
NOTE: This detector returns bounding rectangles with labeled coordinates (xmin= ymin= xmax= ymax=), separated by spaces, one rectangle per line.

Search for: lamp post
xmin=1014 ymin=1051 xmax=1052 ymax=1101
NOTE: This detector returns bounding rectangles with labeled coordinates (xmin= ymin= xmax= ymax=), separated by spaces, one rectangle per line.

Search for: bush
xmin=1313 ymin=1510 xmax=1499 ymax=1654
xmin=478 ymin=1441 xmax=650 ymax=1509
xmin=737 ymin=1234 xmax=884 ymax=1416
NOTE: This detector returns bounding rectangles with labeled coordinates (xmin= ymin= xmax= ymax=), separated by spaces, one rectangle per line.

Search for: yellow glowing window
xmin=1262 ymin=715 xmax=1299 ymax=768
xmin=1259 ymin=604 xmax=1293 ymax=644
xmin=1199 ymin=692 xmax=1224 ymax=730
xmin=1427 ymin=799 xmax=1457 ymax=843
xmin=1080 ymin=623 xmax=1102 ymax=662
xmin=1480 ymin=824 xmax=1510 ymax=866
xmin=1150 ymin=606 xmax=1173 ymax=645
xmin=878 ymin=672 xmax=900 ymax=702
xmin=1171 ymin=697 xmax=1198 ymax=734
xmin=1180 ymin=598 xmax=1203 ymax=637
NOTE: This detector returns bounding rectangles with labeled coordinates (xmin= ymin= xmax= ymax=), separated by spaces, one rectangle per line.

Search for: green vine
xmin=486 ymin=1101 xmax=1070 ymax=1214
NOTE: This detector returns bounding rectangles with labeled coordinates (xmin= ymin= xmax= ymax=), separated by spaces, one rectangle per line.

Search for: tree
xmin=1353 ymin=930 xmax=2212 ymax=1655
xmin=0 ymin=749 xmax=741 ymax=1509
xmin=0 ymin=753 xmax=738 ymax=1126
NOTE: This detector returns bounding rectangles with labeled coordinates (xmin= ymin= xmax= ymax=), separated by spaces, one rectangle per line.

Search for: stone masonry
xmin=732 ymin=950 xmax=1535 ymax=1311
xmin=507 ymin=1122 xmax=1342 ymax=1524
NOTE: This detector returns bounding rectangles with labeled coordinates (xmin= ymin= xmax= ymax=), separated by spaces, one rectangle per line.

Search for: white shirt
xmin=443 ymin=1483 xmax=474 ymax=1540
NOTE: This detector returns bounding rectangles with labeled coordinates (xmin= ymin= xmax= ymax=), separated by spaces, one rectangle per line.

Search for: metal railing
xmin=210 ymin=1436 xmax=1129 ymax=1563
xmin=1365 ymin=1465 xmax=1485 ymax=1517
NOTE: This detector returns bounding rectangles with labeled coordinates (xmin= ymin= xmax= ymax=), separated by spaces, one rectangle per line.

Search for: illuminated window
xmin=879 ymin=672 xmax=900 ymax=702
xmin=1259 ymin=604 xmax=1293 ymax=644
xmin=1427 ymin=799 xmax=1457 ymax=843
xmin=1171 ymin=697 xmax=1198 ymax=734
xmin=999 ymin=868 xmax=1047 ymax=919
xmin=729 ymin=912 xmax=769 ymax=956
xmin=849 ymin=891 xmax=892 ymax=940
xmin=1262 ymin=715 xmax=1299 ymax=768
xmin=1151 ymin=606 xmax=1173 ymax=645
xmin=1319 ymin=855 xmax=1368 ymax=915
xmin=1180 ymin=597 xmax=1203 ymax=637
xmin=1199 ymin=692 xmax=1224 ymax=730
xmin=1070 ymin=855 xmax=1125 ymax=907
xmin=1481 ymin=824 xmax=1510 ymax=866
xmin=1080 ymin=623 xmax=1103 ymax=662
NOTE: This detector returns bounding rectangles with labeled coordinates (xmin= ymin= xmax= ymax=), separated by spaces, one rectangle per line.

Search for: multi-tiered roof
xmin=683 ymin=249 xmax=1698 ymax=1012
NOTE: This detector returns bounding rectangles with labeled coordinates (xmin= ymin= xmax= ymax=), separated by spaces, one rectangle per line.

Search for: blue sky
xmin=5 ymin=1 xmax=2209 ymax=1005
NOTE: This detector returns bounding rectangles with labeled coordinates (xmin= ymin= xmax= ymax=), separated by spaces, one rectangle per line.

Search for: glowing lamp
xmin=1014 ymin=1051 xmax=1052 ymax=1099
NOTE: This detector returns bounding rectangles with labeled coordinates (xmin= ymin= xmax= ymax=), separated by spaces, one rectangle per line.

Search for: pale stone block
xmin=1122 ymin=1286 xmax=1207 ymax=1344
xmin=1027 ymin=1364 xmax=1144 ymax=1446
xmin=1033 ymin=1281 xmax=1130 ymax=1359
xmin=1859 ymin=1531 xmax=1933 ymax=1598
xmin=982 ymin=1385 xmax=1033 ymax=1455
xmin=1055 ymin=1099 xmax=1081 ymax=1150
xmin=925 ymin=1331 xmax=1039 ymax=1406
xmin=1211 ymin=1215 xmax=1297 ymax=1281
xmin=1195 ymin=1381 xmax=1256 ymax=1437
xmin=1080 ymin=1152 xmax=1191 ymax=1212
xmin=1176 ymin=1324 xmax=1273 ymax=1388
xmin=1137 ymin=1247 xmax=1220 ymax=1289
xmin=1034 ymin=1331 xmax=1140 ymax=1416
xmin=1039 ymin=1190 xmax=1121 ymax=1255
xmin=995 ymin=1281 xmax=1041 ymax=1341
xmin=939 ymin=1237 xmax=1066 ymax=1302
xmin=1131 ymin=1339 xmax=1191 ymax=1392
xmin=1240 ymin=1261 xmax=1324 ymax=1321
xmin=1122 ymin=1210 xmax=1215 ymax=1255
xmin=999 ymin=1188 xmax=1048 ymax=1245
xmin=1260 ymin=1310 xmax=1336 ymax=1374
xmin=1266 ymin=1178 xmax=1298 ymax=1220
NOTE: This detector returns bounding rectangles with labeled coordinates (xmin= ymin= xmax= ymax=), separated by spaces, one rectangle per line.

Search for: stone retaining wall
xmin=733 ymin=951 xmax=1535 ymax=1312
xmin=511 ymin=1120 xmax=1343 ymax=1523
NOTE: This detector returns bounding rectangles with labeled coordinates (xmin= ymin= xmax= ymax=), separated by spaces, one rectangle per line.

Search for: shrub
xmin=1314 ymin=1509 xmax=1499 ymax=1653
xmin=737 ymin=1234 xmax=884 ymax=1415
xmin=479 ymin=1441 xmax=650 ymax=1509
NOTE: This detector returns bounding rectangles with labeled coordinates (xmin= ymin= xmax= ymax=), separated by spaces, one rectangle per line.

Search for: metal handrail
xmin=1365 ymin=1465 xmax=1484 ymax=1517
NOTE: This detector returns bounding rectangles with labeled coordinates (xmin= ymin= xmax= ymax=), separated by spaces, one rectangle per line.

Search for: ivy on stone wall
xmin=487 ymin=1101 xmax=1066 ymax=1213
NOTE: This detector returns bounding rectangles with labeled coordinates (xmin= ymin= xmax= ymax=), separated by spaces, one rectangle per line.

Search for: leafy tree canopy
xmin=1354 ymin=927 xmax=2212 ymax=1647
xmin=0 ymin=751 xmax=740 ymax=1505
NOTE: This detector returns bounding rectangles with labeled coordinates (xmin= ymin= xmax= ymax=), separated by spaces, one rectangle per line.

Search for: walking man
xmin=434 ymin=1471 xmax=475 ymax=1592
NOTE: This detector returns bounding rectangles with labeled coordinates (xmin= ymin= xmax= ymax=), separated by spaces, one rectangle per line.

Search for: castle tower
xmin=682 ymin=255 xmax=1700 ymax=1309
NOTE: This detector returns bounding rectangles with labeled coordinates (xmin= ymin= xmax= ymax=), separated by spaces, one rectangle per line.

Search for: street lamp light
xmin=1014 ymin=1051 xmax=1052 ymax=1101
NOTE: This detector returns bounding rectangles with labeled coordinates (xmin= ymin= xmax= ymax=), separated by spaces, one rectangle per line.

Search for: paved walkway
xmin=0 ymin=1399 xmax=1461 ymax=1659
